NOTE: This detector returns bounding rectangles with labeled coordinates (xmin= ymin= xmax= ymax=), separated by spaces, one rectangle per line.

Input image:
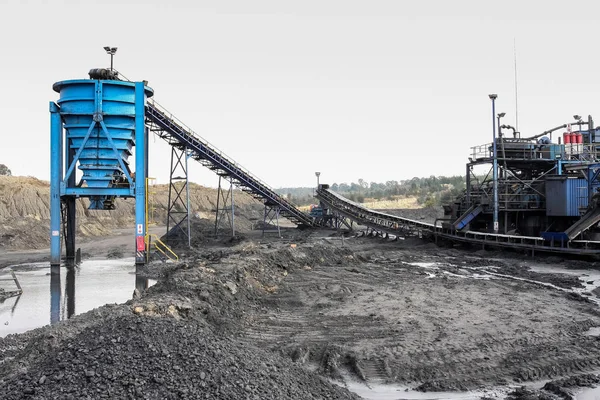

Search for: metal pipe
xmin=501 ymin=124 xmax=517 ymax=138
xmin=524 ymin=122 xmax=589 ymax=141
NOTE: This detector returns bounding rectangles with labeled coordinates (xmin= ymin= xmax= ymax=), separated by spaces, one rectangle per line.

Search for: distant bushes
xmin=277 ymin=175 xmax=466 ymax=207
xmin=0 ymin=164 xmax=11 ymax=176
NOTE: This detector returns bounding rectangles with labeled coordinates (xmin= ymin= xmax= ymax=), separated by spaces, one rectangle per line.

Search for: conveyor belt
xmin=315 ymin=188 xmax=433 ymax=237
xmin=145 ymin=100 xmax=314 ymax=227
xmin=565 ymin=207 xmax=600 ymax=240
xmin=317 ymin=187 xmax=600 ymax=255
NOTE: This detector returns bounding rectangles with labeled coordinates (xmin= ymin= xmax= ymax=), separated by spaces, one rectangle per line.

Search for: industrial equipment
xmin=50 ymin=66 xmax=314 ymax=269
xmin=441 ymin=115 xmax=600 ymax=253
xmin=316 ymin=114 xmax=600 ymax=256
xmin=50 ymin=69 xmax=152 ymax=269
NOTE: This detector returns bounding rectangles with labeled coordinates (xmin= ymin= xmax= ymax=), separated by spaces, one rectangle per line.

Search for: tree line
xmin=277 ymin=175 xmax=465 ymax=207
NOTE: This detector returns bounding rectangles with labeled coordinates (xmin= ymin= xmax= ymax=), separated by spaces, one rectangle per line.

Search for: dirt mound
xmin=0 ymin=313 xmax=357 ymax=399
xmin=0 ymin=176 xmax=264 ymax=251
xmin=0 ymin=242 xmax=361 ymax=399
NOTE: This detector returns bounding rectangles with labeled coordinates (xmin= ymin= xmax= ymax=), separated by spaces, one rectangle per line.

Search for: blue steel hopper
xmin=50 ymin=72 xmax=152 ymax=267
xmin=52 ymin=79 xmax=153 ymax=209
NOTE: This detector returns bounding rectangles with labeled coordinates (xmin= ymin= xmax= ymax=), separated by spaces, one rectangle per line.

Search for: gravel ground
xmin=4 ymin=227 xmax=600 ymax=399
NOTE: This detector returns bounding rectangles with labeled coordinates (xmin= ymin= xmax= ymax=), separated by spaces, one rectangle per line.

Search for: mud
xmin=3 ymin=227 xmax=600 ymax=398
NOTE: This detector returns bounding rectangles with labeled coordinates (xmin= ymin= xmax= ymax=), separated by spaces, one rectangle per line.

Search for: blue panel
xmin=546 ymin=176 xmax=588 ymax=216
xmin=541 ymin=232 xmax=569 ymax=241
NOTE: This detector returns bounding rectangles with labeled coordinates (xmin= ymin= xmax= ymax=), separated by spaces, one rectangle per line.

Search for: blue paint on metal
xmin=50 ymin=102 xmax=62 ymax=267
xmin=546 ymin=176 xmax=588 ymax=216
xmin=541 ymin=231 xmax=569 ymax=241
xmin=51 ymin=77 xmax=153 ymax=266
xmin=453 ymin=205 xmax=484 ymax=230
xmin=53 ymin=79 xmax=153 ymax=203
xmin=134 ymin=82 xmax=146 ymax=265
xmin=62 ymin=187 xmax=133 ymax=196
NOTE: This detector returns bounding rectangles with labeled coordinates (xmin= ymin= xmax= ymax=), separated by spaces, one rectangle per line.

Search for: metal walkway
xmin=316 ymin=187 xmax=600 ymax=255
xmin=144 ymin=100 xmax=314 ymax=227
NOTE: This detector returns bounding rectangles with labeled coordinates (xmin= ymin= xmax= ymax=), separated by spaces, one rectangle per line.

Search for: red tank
xmin=564 ymin=132 xmax=571 ymax=144
xmin=576 ymin=133 xmax=583 ymax=144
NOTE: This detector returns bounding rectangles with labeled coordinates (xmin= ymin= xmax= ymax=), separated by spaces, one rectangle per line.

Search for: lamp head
xmin=498 ymin=112 xmax=506 ymax=118
xmin=489 ymin=94 xmax=497 ymax=100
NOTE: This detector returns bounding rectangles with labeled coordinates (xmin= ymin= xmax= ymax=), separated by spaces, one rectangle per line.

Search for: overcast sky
xmin=2 ymin=0 xmax=600 ymax=188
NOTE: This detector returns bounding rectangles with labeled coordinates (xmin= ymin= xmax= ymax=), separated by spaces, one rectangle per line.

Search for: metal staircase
xmin=144 ymin=100 xmax=314 ymax=227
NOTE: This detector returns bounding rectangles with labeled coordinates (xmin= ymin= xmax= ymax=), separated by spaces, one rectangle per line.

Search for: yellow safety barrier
xmin=145 ymin=234 xmax=178 ymax=262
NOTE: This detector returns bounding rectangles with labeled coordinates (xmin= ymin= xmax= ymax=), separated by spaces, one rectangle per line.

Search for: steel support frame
xmin=262 ymin=203 xmax=281 ymax=237
xmin=214 ymin=176 xmax=235 ymax=237
xmin=166 ymin=145 xmax=191 ymax=247
xmin=331 ymin=210 xmax=353 ymax=231
xmin=50 ymin=81 xmax=147 ymax=267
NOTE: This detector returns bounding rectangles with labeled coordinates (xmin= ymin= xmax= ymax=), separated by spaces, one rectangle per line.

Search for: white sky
xmin=2 ymin=0 xmax=600 ymax=188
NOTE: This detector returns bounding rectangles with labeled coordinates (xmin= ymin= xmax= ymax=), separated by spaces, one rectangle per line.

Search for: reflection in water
xmin=135 ymin=266 xmax=150 ymax=293
xmin=49 ymin=264 xmax=151 ymax=325
xmin=66 ymin=266 xmax=75 ymax=319
xmin=50 ymin=270 xmax=60 ymax=324
xmin=50 ymin=267 xmax=76 ymax=324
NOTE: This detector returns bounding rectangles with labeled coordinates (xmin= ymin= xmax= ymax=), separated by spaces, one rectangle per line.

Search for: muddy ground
xmin=3 ymin=223 xmax=600 ymax=398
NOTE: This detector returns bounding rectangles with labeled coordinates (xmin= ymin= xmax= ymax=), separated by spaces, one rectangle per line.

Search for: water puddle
xmin=0 ymin=258 xmax=155 ymax=337
xmin=586 ymin=327 xmax=600 ymax=336
xmin=576 ymin=386 xmax=600 ymax=400
xmin=342 ymin=380 xmax=508 ymax=400
xmin=406 ymin=262 xmax=440 ymax=269
xmin=528 ymin=264 xmax=600 ymax=297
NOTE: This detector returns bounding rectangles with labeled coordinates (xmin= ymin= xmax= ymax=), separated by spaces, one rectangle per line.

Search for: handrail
xmin=145 ymin=234 xmax=178 ymax=261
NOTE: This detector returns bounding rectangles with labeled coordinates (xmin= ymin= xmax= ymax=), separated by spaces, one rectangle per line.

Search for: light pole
xmin=103 ymin=46 xmax=118 ymax=71
xmin=315 ymin=172 xmax=321 ymax=188
xmin=497 ymin=112 xmax=506 ymax=138
xmin=489 ymin=94 xmax=499 ymax=234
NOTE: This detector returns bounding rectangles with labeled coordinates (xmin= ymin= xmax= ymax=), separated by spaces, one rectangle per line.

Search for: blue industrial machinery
xmin=50 ymin=70 xmax=153 ymax=269
xmin=316 ymin=111 xmax=600 ymax=256
xmin=50 ymin=67 xmax=315 ymax=268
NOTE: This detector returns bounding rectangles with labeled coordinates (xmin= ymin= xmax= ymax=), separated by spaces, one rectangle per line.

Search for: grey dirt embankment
xmin=4 ymin=228 xmax=600 ymax=398
xmin=0 ymin=235 xmax=360 ymax=399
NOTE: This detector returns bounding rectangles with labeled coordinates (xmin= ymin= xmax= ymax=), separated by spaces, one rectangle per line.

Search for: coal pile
xmin=0 ymin=312 xmax=359 ymax=399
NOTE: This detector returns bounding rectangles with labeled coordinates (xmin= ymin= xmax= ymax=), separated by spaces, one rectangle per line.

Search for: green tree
xmin=0 ymin=164 xmax=11 ymax=176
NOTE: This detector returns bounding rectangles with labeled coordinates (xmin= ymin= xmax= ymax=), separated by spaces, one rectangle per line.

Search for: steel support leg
xmin=214 ymin=176 xmax=235 ymax=237
xmin=64 ymin=198 xmax=76 ymax=266
xmin=135 ymin=82 xmax=147 ymax=265
xmin=50 ymin=102 xmax=62 ymax=270
xmin=262 ymin=204 xmax=281 ymax=237
xmin=166 ymin=146 xmax=190 ymax=247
